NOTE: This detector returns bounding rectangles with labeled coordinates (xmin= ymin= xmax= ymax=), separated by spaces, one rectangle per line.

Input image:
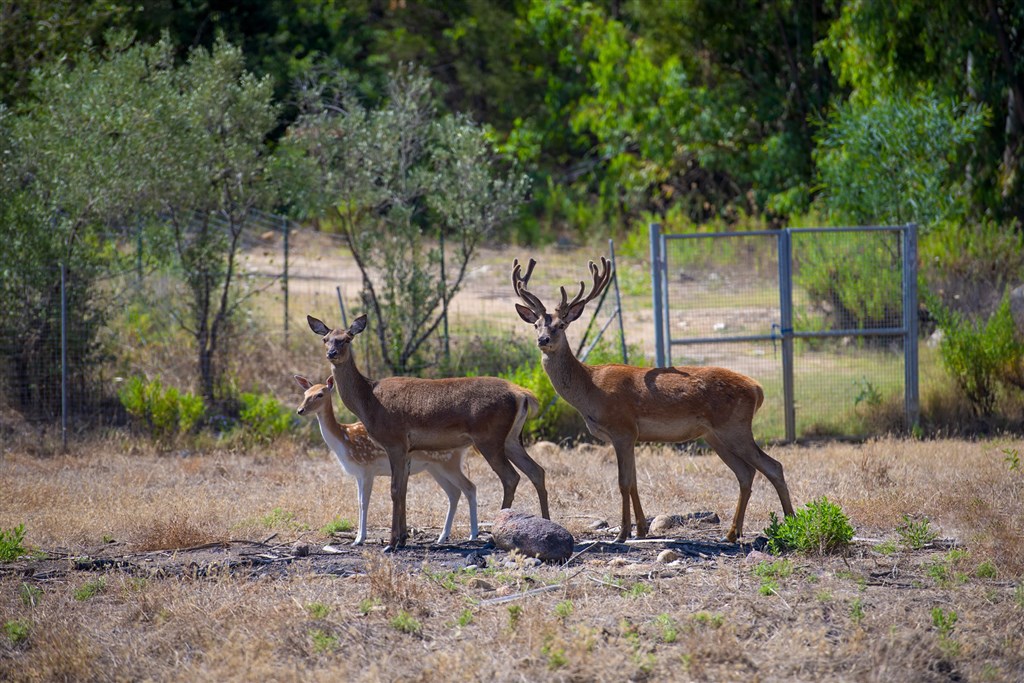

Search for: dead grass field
xmin=2 ymin=433 xmax=1024 ymax=682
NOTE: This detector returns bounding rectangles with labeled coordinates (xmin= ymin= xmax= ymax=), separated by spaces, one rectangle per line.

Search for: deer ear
xmin=307 ymin=315 xmax=330 ymax=336
xmin=294 ymin=374 xmax=312 ymax=390
xmin=563 ymin=301 xmax=587 ymax=324
xmin=515 ymin=303 xmax=539 ymax=324
xmin=325 ymin=375 xmax=334 ymax=389
xmin=349 ymin=314 xmax=368 ymax=335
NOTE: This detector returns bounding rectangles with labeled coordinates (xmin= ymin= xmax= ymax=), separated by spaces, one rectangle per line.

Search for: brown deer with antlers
xmin=512 ymin=257 xmax=794 ymax=543
xmin=307 ymin=313 xmax=548 ymax=550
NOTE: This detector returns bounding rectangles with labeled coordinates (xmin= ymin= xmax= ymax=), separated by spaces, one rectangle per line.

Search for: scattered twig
xmin=479 ymin=583 xmax=563 ymax=606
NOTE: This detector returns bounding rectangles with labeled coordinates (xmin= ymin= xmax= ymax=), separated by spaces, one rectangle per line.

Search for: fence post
xmin=609 ymin=239 xmax=628 ymax=364
xmin=60 ymin=262 xmax=68 ymax=452
xmin=282 ymin=215 xmax=289 ymax=345
xmin=903 ymin=223 xmax=920 ymax=431
xmin=649 ymin=223 xmax=666 ymax=367
xmin=777 ymin=230 xmax=796 ymax=442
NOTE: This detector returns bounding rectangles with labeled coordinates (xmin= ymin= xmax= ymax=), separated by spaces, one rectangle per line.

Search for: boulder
xmin=491 ymin=509 xmax=575 ymax=563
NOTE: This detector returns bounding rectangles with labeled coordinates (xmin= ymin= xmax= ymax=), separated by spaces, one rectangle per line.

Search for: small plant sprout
xmin=4 ymin=619 xmax=30 ymax=645
xmin=691 ymin=612 xmax=725 ymax=628
xmin=850 ymin=598 xmax=865 ymax=624
xmin=321 ymin=518 xmax=353 ymax=535
xmin=306 ymin=602 xmax=330 ymax=619
xmin=1004 ymin=447 xmax=1021 ymax=472
xmin=390 ymin=611 xmax=422 ymax=635
xmin=19 ymin=583 xmax=42 ymax=607
xmin=627 ymin=582 xmax=652 ymax=598
xmin=456 ymin=608 xmax=473 ymax=628
xmin=358 ymin=598 xmax=380 ymax=616
xmin=554 ymin=600 xmax=573 ymax=620
xmin=507 ymin=604 xmax=523 ymax=630
xmin=74 ymin=578 xmax=106 ymax=601
xmin=655 ymin=613 xmax=678 ymax=643
xmin=309 ymin=629 xmax=338 ymax=653
xmin=896 ymin=514 xmax=938 ymax=550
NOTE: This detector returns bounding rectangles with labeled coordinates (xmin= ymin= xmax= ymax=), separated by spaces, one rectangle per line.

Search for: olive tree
xmin=282 ymin=66 xmax=529 ymax=375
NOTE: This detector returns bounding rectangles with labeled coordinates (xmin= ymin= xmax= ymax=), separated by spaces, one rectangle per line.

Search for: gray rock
xmin=657 ymin=549 xmax=680 ymax=563
xmin=588 ymin=519 xmax=609 ymax=531
xmin=491 ymin=509 xmax=575 ymax=563
xmin=649 ymin=511 xmax=720 ymax=534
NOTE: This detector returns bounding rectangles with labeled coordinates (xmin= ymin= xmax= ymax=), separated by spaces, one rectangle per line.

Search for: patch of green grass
xmin=321 ymin=517 xmax=353 ymax=535
xmin=654 ymin=613 xmax=678 ymax=643
xmin=816 ymin=590 xmax=832 ymax=602
xmin=259 ymin=507 xmax=307 ymax=531
xmin=896 ymin=514 xmax=938 ymax=550
xmin=764 ymin=497 xmax=854 ymax=555
xmin=874 ymin=540 xmax=898 ymax=555
xmin=850 ymin=597 xmax=865 ymax=624
xmin=1004 ymin=447 xmax=1021 ymax=472
xmin=19 ymin=583 xmax=42 ymax=607
xmin=74 ymin=578 xmax=106 ymax=601
xmin=626 ymin=582 xmax=652 ymax=598
xmin=309 ymin=628 xmax=338 ymax=653
xmin=456 ymin=608 xmax=473 ymax=628
xmin=1014 ymin=584 xmax=1024 ymax=609
xmin=542 ymin=635 xmax=568 ymax=670
xmin=554 ymin=600 xmax=573 ymax=620
xmin=691 ymin=611 xmax=724 ymax=628
xmin=975 ymin=561 xmax=997 ymax=579
xmin=0 ymin=524 xmax=28 ymax=562
xmin=390 ymin=610 xmax=421 ymax=635
xmin=931 ymin=607 xmax=958 ymax=637
xmin=4 ymin=619 xmax=30 ymax=644
xmin=507 ymin=604 xmax=523 ymax=630
xmin=358 ymin=598 xmax=380 ymax=616
xmin=306 ymin=602 xmax=330 ymax=619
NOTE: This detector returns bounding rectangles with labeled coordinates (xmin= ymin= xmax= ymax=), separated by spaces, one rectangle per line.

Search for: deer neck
xmin=312 ymin=394 xmax=352 ymax=456
xmin=541 ymin=342 xmax=595 ymax=409
xmin=329 ymin=353 xmax=379 ymax=423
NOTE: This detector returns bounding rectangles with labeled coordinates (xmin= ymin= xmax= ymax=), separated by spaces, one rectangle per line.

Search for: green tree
xmin=814 ymin=91 xmax=989 ymax=229
xmin=282 ymin=65 xmax=528 ymax=375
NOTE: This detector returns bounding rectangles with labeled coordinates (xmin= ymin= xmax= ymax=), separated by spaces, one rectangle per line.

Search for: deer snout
xmin=537 ymin=334 xmax=551 ymax=347
xmin=296 ymin=407 xmax=305 ymax=415
xmin=326 ymin=347 xmax=338 ymax=359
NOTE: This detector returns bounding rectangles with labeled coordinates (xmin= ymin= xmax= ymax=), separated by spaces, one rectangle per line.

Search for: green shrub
xmin=929 ymin=294 xmax=1024 ymax=416
xmin=238 ymin=391 xmax=297 ymax=443
xmin=764 ymin=497 xmax=854 ymax=555
xmin=118 ymin=376 xmax=205 ymax=440
xmin=4 ymin=619 xmax=30 ymax=644
xmin=896 ymin=514 xmax=938 ymax=550
xmin=0 ymin=524 xmax=27 ymax=562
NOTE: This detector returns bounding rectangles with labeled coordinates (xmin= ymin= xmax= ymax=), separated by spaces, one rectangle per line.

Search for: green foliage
xmin=975 ymin=561 xmax=997 ymax=579
xmin=0 ymin=524 xmax=27 ymax=562
xmin=389 ymin=611 xmax=421 ymax=635
xmin=896 ymin=514 xmax=938 ymax=550
xmin=764 ymin=497 xmax=854 ymax=555
xmin=690 ymin=612 xmax=724 ymax=629
xmin=259 ymin=508 xmax=306 ymax=531
xmin=4 ymin=619 xmax=30 ymax=645
xmin=849 ymin=598 xmax=865 ymax=624
xmin=305 ymin=602 xmax=330 ymax=619
xmin=931 ymin=607 xmax=958 ymax=637
xmin=238 ymin=391 xmax=297 ymax=443
xmin=796 ymin=232 xmax=903 ymax=333
xmin=507 ymin=604 xmax=523 ymax=630
xmin=19 ymin=583 xmax=42 ymax=607
xmin=929 ymin=294 xmax=1024 ymax=416
xmin=553 ymin=600 xmax=574 ymax=620
xmin=815 ymin=91 xmax=988 ymax=230
xmin=74 ymin=578 xmax=106 ymax=601
xmin=284 ymin=65 xmax=528 ymax=376
xmin=322 ymin=518 xmax=354 ymax=535
xmin=118 ymin=376 xmax=205 ymax=441
xmin=654 ymin=614 xmax=678 ymax=643
xmin=1004 ymin=448 xmax=1021 ymax=473
xmin=309 ymin=628 xmax=338 ymax=653
xmin=456 ymin=609 xmax=473 ymax=628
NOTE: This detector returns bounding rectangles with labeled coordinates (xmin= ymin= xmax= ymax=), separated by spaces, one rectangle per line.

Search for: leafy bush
xmin=118 ymin=376 xmax=205 ymax=441
xmin=764 ymin=497 xmax=854 ymax=555
xmin=796 ymin=232 xmax=902 ymax=333
xmin=896 ymin=514 xmax=938 ymax=550
xmin=238 ymin=391 xmax=297 ymax=443
xmin=0 ymin=524 xmax=28 ymax=562
xmin=929 ymin=294 xmax=1024 ymax=416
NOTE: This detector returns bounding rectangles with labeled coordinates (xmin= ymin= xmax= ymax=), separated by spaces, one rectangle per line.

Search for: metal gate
xmin=649 ymin=223 xmax=918 ymax=441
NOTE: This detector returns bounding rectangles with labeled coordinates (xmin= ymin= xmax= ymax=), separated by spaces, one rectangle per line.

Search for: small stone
xmin=467 ymin=577 xmax=495 ymax=591
xmin=608 ymin=557 xmax=628 ymax=567
xmin=657 ymin=549 xmax=680 ymax=563
xmin=650 ymin=514 xmax=684 ymax=534
xmin=744 ymin=549 xmax=775 ymax=565
xmin=291 ymin=544 xmax=310 ymax=557
xmin=589 ymin=519 xmax=609 ymax=531
xmin=462 ymin=551 xmax=488 ymax=569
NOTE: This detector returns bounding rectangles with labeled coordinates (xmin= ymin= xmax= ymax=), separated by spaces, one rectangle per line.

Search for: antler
xmin=556 ymin=257 xmax=612 ymax=319
xmin=512 ymin=258 xmax=547 ymax=316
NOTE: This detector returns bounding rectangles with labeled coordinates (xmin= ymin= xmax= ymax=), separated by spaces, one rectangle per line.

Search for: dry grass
xmin=2 ymin=433 xmax=1024 ymax=682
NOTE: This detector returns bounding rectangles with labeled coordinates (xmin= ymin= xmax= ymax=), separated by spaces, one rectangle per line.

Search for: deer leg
xmin=427 ymin=471 xmax=461 ymax=544
xmin=705 ymin=434 xmax=756 ymax=543
xmin=475 ymin=440 xmax=521 ymax=509
xmin=749 ymin=444 xmax=795 ymax=518
xmin=505 ymin=439 xmax=549 ymax=519
xmin=443 ymin=452 xmax=479 ymax=540
xmin=354 ymin=475 xmax=373 ymax=546
xmin=612 ymin=438 xmax=641 ymax=542
xmin=385 ymin=447 xmax=411 ymax=550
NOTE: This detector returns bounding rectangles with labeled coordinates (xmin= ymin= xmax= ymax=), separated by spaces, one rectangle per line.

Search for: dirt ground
xmin=2 ymin=435 xmax=1024 ymax=682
